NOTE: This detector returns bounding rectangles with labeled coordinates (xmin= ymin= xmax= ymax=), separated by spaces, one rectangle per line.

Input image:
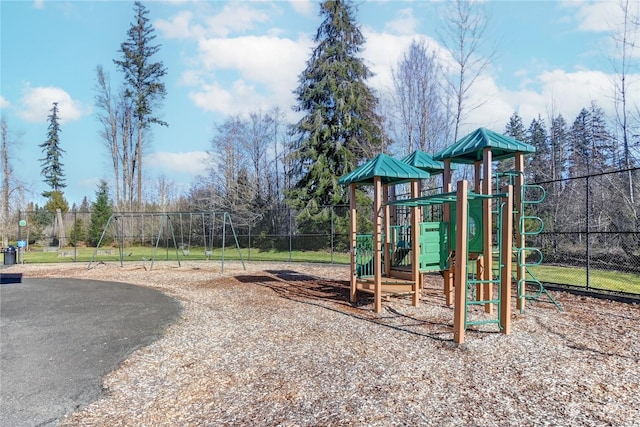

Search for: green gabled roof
xmin=433 ymin=128 xmax=536 ymax=164
xmin=338 ymin=153 xmax=430 ymax=186
xmin=401 ymin=150 xmax=454 ymax=174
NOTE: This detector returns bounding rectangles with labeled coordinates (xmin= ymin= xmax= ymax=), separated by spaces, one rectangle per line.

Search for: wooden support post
xmin=501 ymin=185 xmax=513 ymax=334
xmin=443 ymin=160 xmax=454 ymax=306
xmin=374 ymin=177 xmax=383 ymax=313
xmin=384 ymin=185 xmax=391 ymax=278
xmin=515 ymin=153 xmax=525 ymax=311
xmin=482 ymin=148 xmax=493 ymax=314
xmin=474 ymin=161 xmax=484 ymax=302
xmin=453 ymin=180 xmax=469 ymax=344
xmin=349 ymin=184 xmax=357 ymax=303
xmin=411 ymin=180 xmax=420 ymax=306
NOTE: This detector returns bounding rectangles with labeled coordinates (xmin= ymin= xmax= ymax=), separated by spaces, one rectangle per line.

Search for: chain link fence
xmin=527 ymin=168 xmax=640 ymax=294
xmin=4 ymin=168 xmax=639 ymax=296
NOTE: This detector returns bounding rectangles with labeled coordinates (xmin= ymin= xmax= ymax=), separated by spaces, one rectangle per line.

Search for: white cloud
xmin=197 ymin=35 xmax=309 ymax=86
xmin=157 ymin=3 xmax=272 ymax=40
xmin=475 ymin=68 xmax=632 ymax=132
xmin=0 ymin=96 xmax=11 ymax=109
xmin=155 ymin=10 xmax=195 ymax=39
xmin=289 ymin=0 xmax=315 ymax=16
xmin=189 ymin=80 xmax=251 ymax=115
xmin=567 ymin=0 xmax=624 ymax=33
xmin=17 ymin=86 xmax=90 ymax=123
xmin=186 ymin=34 xmax=312 ymax=117
xmin=145 ymin=151 xmax=210 ymax=176
xmin=385 ymin=8 xmax=419 ymax=35
xmin=33 ymin=0 xmax=44 ymax=9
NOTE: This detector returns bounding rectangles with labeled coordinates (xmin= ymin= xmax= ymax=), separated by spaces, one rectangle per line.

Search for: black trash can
xmin=3 ymin=246 xmax=16 ymax=265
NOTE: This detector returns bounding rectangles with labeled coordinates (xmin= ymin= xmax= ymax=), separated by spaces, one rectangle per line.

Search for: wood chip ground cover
xmin=4 ymin=261 xmax=639 ymax=426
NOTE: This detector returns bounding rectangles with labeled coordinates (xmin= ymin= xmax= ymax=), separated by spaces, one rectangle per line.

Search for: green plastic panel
xmin=449 ymin=198 xmax=484 ymax=253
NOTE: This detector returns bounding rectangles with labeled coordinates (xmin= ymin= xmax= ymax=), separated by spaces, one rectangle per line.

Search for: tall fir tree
xmin=114 ymin=1 xmax=167 ymax=210
xmin=287 ymin=0 xmax=385 ymax=227
xmin=504 ymin=111 xmax=527 ymax=141
xmin=501 ymin=111 xmax=527 ymax=172
xmin=568 ymin=108 xmax=591 ymax=176
xmin=527 ymin=115 xmax=550 ymax=183
xmin=587 ymin=101 xmax=614 ymax=172
xmin=549 ymin=114 xmax=569 ymax=181
xmin=88 ymin=180 xmax=113 ymax=246
xmin=39 ymin=102 xmax=66 ymax=198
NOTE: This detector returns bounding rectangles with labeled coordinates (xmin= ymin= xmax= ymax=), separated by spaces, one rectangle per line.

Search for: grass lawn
xmin=526 ymin=264 xmax=640 ymax=294
xmin=14 ymin=245 xmax=351 ymax=266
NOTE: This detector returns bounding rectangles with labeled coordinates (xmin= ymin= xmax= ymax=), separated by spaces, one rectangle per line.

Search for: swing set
xmin=88 ymin=211 xmax=245 ymax=272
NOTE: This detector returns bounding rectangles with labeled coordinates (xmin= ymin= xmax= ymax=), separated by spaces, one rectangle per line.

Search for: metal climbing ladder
xmin=496 ymin=171 xmax=562 ymax=312
xmin=463 ymin=192 xmax=508 ymax=331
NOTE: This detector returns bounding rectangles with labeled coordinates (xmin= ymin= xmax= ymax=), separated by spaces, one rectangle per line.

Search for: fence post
xmin=73 ymin=209 xmax=77 ymax=262
xmin=248 ymin=221 xmax=251 ymax=261
xmin=288 ymin=208 xmax=292 ymax=262
xmin=330 ymin=206 xmax=334 ymax=264
xmin=586 ymin=175 xmax=590 ymax=290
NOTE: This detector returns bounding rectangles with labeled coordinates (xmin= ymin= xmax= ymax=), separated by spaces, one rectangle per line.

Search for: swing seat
xmin=205 ymin=250 xmax=212 ymax=258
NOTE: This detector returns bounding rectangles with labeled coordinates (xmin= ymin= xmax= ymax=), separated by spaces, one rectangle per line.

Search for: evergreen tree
xmin=549 ymin=114 xmax=569 ymax=180
xmin=69 ymin=217 xmax=87 ymax=246
xmin=568 ymin=104 xmax=614 ymax=176
xmin=504 ymin=111 xmax=527 ymax=141
xmin=88 ymin=180 xmax=113 ymax=246
xmin=114 ymin=1 xmax=167 ymax=209
xmin=587 ymin=101 xmax=614 ymax=172
xmin=568 ymin=108 xmax=591 ymax=176
xmin=501 ymin=111 xmax=527 ymax=172
xmin=39 ymin=102 xmax=66 ymax=198
xmin=527 ymin=115 xmax=550 ymax=183
xmin=287 ymin=0 xmax=385 ymax=231
xmin=44 ymin=190 xmax=69 ymax=214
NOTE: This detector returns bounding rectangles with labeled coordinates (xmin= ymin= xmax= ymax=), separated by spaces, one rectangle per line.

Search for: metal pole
xmin=330 ymin=206 xmax=335 ymax=264
xmin=288 ymin=208 xmax=292 ymax=262
xmin=585 ymin=175 xmax=590 ymax=290
xmin=248 ymin=221 xmax=251 ymax=261
xmin=17 ymin=209 xmax=21 ymax=243
xmin=73 ymin=209 xmax=77 ymax=262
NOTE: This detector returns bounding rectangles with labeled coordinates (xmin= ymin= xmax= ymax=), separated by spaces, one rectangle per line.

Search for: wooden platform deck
xmin=356 ymin=276 xmax=417 ymax=296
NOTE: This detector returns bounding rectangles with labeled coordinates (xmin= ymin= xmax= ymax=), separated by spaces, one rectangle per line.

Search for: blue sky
xmin=1 ymin=0 xmax=638 ymax=207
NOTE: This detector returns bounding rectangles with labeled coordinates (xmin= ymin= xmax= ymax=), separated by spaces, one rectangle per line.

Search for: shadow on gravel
xmin=236 ymin=270 xmax=458 ymax=343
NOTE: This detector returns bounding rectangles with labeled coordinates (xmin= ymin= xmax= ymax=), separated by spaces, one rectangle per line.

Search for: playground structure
xmin=88 ymin=211 xmax=245 ymax=272
xmin=339 ymin=128 xmax=561 ymax=343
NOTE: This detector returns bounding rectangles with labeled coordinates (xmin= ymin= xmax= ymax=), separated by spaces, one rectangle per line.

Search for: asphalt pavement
xmin=0 ymin=273 xmax=181 ymax=426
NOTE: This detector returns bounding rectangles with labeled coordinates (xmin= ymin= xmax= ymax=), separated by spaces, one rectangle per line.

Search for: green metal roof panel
xmin=433 ymin=128 xmax=536 ymax=164
xmin=338 ymin=153 xmax=431 ymax=186
xmin=401 ymin=150 xmax=454 ymax=173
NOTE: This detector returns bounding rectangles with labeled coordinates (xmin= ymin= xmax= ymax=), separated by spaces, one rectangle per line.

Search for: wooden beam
xmin=443 ymin=160 xmax=454 ymax=305
xmin=482 ymin=148 xmax=493 ymax=314
xmin=453 ymin=180 xmax=469 ymax=344
xmin=474 ymin=161 xmax=484 ymax=302
xmin=411 ymin=180 xmax=420 ymax=306
xmin=374 ymin=176 xmax=383 ymax=313
xmin=501 ymin=185 xmax=513 ymax=334
xmin=349 ymin=184 xmax=357 ymax=303
xmin=384 ymin=185 xmax=391 ymax=278
xmin=515 ymin=153 xmax=525 ymax=311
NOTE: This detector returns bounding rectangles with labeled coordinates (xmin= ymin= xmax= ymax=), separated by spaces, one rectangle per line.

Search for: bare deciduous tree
xmin=0 ymin=117 xmax=26 ymax=247
xmin=439 ymin=0 xmax=495 ymax=141
xmin=391 ymin=39 xmax=450 ymax=155
xmin=610 ymin=0 xmax=639 ymax=206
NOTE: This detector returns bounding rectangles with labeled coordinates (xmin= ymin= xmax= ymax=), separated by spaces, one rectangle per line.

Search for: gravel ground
xmin=3 ymin=261 xmax=639 ymax=427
